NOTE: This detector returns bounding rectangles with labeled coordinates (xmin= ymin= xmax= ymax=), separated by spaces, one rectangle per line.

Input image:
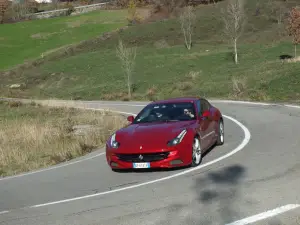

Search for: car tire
xmin=216 ymin=119 xmax=224 ymax=145
xmin=191 ymin=136 xmax=202 ymax=167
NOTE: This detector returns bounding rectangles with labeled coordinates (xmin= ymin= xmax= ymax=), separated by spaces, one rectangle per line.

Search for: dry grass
xmin=231 ymin=76 xmax=247 ymax=97
xmin=184 ymin=70 xmax=200 ymax=80
xmin=0 ymin=100 xmax=128 ymax=177
xmin=31 ymin=33 xmax=50 ymax=39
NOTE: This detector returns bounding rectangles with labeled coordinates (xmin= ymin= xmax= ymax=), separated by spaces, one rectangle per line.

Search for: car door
xmin=195 ymin=99 xmax=210 ymax=149
xmin=201 ymin=98 xmax=216 ymax=144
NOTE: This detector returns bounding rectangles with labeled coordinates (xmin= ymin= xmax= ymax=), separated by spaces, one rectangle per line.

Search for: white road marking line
xmin=284 ymin=104 xmax=300 ymax=109
xmin=0 ymin=211 xmax=9 ymax=215
xmin=225 ymin=204 xmax=300 ymax=225
xmin=1 ymin=98 xmax=297 ymax=182
xmin=29 ymin=114 xmax=251 ymax=208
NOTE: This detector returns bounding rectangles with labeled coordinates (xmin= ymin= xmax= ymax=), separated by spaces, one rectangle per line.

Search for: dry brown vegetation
xmin=287 ymin=6 xmax=300 ymax=57
xmin=0 ymin=100 xmax=128 ymax=177
xmin=0 ymin=0 xmax=9 ymax=23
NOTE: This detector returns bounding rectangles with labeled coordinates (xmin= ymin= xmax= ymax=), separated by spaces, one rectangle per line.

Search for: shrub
xmin=0 ymin=0 xmax=9 ymax=23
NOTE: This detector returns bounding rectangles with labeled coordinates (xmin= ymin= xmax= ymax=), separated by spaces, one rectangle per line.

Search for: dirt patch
xmin=153 ymin=39 xmax=170 ymax=48
xmin=66 ymin=20 xmax=86 ymax=28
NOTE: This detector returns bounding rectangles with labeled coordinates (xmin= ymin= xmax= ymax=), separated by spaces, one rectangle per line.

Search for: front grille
xmin=116 ymin=152 xmax=170 ymax=162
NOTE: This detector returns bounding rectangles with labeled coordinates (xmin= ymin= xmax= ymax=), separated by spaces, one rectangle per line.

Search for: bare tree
xmin=267 ymin=0 xmax=287 ymax=26
xmin=116 ymin=39 xmax=137 ymax=99
xmin=273 ymin=3 xmax=285 ymax=25
xmin=221 ymin=0 xmax=246 ymax=64
xmin=179 ymin=5 xmax=196 ymax=50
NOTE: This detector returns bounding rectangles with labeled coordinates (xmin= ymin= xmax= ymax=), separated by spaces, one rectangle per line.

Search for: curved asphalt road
xmin=1 ymin=99 xmax=300 ymax=225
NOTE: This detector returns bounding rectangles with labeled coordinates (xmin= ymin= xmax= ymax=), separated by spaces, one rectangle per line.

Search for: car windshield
xmin=133 ymin=102 xmax=196 ymax=124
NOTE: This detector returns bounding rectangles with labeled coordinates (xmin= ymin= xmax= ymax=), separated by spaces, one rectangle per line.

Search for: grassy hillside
xmin=0 ymin=9 xmax=127 ymax=70
xmin=1 ymin=0 xmax=300 ymax=103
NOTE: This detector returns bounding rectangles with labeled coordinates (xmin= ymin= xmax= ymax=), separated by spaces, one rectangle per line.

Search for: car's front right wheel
xmin=216 ymin=119 xmax=224 ymax=145
xmin=191 ymin=137 xmax=202 ymax=167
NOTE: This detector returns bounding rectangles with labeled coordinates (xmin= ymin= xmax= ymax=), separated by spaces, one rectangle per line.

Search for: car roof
xmin=149 ymin=97 xmax=201 ymax=104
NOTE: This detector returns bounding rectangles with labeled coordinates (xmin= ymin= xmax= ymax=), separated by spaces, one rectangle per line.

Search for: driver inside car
xmin=183 ymin=108 xmax=195 ymax=118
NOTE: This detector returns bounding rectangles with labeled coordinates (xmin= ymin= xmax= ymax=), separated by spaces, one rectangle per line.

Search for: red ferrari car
xmin=105 ymin=97 xmax=224 ymax=171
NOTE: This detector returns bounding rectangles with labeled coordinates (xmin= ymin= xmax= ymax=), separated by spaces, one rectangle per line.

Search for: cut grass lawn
xmin=0 ymin=100 xmax=127 ymax=177
xmin=1 ymin=0 xmax=300 ymax=103
xmin=0 ymin=9 xmax=127 ymax=71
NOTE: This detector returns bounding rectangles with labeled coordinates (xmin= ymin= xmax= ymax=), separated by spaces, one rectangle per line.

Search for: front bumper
xmin=106 ymin=144 xmax=193 ymax=170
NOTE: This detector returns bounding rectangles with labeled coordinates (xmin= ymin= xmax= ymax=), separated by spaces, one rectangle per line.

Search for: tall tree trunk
xmin=127 ymin=72 xmax=131 ymax=99
xmin=234 ymin=38 xmax=238 ymax=64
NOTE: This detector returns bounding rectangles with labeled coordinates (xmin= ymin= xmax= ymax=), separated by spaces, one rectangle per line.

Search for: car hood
xmin=115 ymin=121 xmax=195 ymax=152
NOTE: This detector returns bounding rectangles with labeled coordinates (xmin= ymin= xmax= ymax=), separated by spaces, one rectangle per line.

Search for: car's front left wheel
xmin=191 ymin=137 xmax=202 ymax=167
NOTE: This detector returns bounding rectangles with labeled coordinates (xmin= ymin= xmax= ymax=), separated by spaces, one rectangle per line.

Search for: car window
xmin=133 ymin=102 xmax=197 ymax=124
xmin=200 ymin=98 xmax=210 ymax=113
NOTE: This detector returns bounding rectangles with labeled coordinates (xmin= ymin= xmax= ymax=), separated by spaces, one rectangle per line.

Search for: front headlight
xmin=110 ymin=133 xmax=120 ymax=148
xmin=167 ymin=129 xmax=187 ymax=146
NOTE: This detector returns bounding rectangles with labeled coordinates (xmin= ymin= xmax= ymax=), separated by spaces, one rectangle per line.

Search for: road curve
xmin=1 ymin=99 xmax=300 ymax=225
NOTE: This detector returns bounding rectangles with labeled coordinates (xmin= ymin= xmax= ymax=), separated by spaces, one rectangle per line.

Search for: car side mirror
xmin=127 ymin=115 xmax=134 ymax=123
xmin=202 ymin=110 xmax=211 ymax=119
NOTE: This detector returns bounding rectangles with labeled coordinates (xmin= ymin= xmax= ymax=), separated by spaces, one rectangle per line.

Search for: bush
xmin=114 ymin=0 xmax=147 ymax=8
xmin=2 ymin=0 xmax=39 ymax=23
xmin=0 ymin=0 xmax=10 ymax=23
xmin=127 ymin=0 xmax=143 ymax=24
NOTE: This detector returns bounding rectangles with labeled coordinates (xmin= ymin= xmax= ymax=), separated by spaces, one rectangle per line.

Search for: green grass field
xmin=0 ymin=9 xmax=127 ymax=70
xmin=1 ymin=0 xmax=300 ymax=103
